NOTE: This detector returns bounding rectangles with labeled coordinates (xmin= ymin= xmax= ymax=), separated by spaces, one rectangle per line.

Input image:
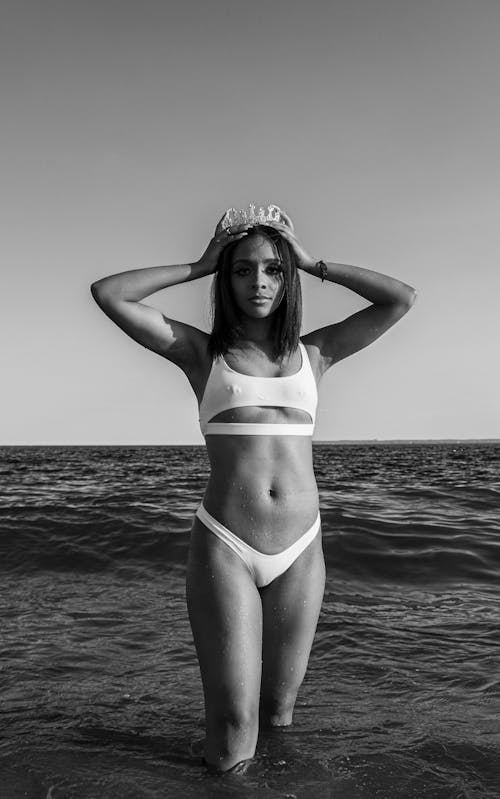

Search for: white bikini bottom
xmin=195 ymin=504 xmax=321 ymax=588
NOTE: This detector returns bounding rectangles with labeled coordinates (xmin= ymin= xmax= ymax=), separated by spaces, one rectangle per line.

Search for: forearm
xmin=302 ymin=260 xmax=416 ymax=306
xmin=90 ymin=260 xmax=209 ymax=304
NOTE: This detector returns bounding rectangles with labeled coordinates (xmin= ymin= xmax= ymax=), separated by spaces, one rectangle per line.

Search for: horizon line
xmin=1 ymin=438 xmax=499 ymax=447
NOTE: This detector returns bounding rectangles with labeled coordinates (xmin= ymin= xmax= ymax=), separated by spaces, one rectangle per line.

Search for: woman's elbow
xmin=406 ymin=287 xmax=417 ymax=307
xmin=399 ymin=285 xmax=417 ymax=309
xmin=90 ymin=281 xmax=101 ymax=302
xmin=90 ymin=280 xmax=111 ymax=308
xmin=392 ymin=287 xmax=416 ymax=320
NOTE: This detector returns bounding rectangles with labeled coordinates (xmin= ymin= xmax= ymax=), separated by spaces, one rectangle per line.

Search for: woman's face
xmin=229 ymin=232 xmax=284 ymax=319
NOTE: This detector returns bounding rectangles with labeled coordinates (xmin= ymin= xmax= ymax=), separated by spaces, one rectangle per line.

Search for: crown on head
xmin=221 ymin=203 xmax=292 ymax=231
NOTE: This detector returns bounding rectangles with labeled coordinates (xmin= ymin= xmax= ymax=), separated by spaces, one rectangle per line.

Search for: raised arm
xmin=268 ymin=217 xmax=416 ymax=375
xmin=90 ymin=222 xmax=248 ymax=372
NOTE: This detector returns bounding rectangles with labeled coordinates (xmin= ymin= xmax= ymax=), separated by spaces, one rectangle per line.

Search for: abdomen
xmin=203 ymin=435 xmax=319 ymax=553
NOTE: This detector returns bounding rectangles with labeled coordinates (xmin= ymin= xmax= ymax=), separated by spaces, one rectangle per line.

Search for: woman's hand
xmin=268 ymin=213 xmax=316 ymax=270
xmin=196 ymin=215 xmax=249 ymax=275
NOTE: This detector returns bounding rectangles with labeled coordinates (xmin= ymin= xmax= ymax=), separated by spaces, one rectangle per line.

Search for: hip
xmin=202 ymin=477 xmax=319 ymax=552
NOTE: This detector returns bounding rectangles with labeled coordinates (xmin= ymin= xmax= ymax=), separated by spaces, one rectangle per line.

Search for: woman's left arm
xmin=302 ymin=259 xmax=416 ymax=370
xmin=272 ymin=219 xmax=416 ymax=373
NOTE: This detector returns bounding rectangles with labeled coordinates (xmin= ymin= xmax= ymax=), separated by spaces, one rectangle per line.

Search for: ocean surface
xmin=1 ymin=443 xmax=499 ymax=799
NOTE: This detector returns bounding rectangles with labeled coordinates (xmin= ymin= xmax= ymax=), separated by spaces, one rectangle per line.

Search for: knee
xmin=210 ymin=704 xmax=258 ymax=737
xmin=260 ymin=692 xmax=296 ymax=727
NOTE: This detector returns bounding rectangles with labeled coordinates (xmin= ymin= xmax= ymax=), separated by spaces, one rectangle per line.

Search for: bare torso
xmin=191 ymin=340 xmax=321 ymax=552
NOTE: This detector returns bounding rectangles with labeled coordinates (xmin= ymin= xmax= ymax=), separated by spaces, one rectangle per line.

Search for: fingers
xmin=214 ymin=227 xmax=248 ymax=246
xmin=228 ymin=231 xmax=249 ymax=245
xmin=279 ymin=210 xmax=295 ymax=232
xmin=267 ymin=220 xmax=296 ymax=242
xmin=224 ymin=223 xmax=252 ymax=240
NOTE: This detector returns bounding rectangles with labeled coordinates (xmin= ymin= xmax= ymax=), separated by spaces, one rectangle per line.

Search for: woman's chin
xmin=241 ymin=307 xmax=276 ymax=321
xmin=238 ymin=301 xmax=279 ymax=319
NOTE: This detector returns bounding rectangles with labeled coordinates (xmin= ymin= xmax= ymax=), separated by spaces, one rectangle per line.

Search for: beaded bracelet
xmin=316 ymin=260 xmax=328 ymax=282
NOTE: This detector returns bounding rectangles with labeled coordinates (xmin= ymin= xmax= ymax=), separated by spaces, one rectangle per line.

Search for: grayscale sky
xmin=2 ymin=0 xmax=499 ymax=444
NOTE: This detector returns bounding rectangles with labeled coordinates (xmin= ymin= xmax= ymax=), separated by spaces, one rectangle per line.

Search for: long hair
xmin=208 ymin=225 xmax=302 ymax=360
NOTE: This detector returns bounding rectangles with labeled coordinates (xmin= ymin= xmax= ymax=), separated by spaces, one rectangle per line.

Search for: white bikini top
xmin=199 ymin=341 xmax=318 ymax=436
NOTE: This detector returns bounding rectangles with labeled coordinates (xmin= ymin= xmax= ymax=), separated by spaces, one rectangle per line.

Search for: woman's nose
xmin=251 ymin=267 xmax=267 ymax=287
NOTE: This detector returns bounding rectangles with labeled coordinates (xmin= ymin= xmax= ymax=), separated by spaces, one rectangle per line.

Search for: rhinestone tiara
xmin=221 ymin=203 xmax=292 ymax=231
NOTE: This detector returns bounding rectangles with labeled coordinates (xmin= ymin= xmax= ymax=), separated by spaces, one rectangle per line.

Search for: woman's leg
xmin=186 ymin=516 xmax=263 ymax=772
xmin=259 ymin=529 xmax=325 ymax=726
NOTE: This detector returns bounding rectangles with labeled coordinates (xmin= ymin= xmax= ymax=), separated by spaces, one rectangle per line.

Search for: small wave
xmin=0 ymin=508 xmax=192 ymax=574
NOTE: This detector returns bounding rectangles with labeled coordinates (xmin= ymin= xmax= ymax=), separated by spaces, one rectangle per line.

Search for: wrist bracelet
xmin=316 ymin=260 xmax=328 ymax=282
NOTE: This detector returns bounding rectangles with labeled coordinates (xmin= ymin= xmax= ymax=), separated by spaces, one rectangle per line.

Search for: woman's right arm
xmin=90 ymin=261 xmax=211 ymax=371
xmin=90 ymin=223 xmax=247 ymax=372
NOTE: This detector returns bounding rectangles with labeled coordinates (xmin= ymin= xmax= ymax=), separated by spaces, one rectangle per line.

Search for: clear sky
xmin=2 ymin=0 xmax=499 ymax=444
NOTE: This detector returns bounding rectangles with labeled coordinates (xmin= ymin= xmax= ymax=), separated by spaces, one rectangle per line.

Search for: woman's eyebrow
xmin=232 ymin=258 xmax=281 ymax=265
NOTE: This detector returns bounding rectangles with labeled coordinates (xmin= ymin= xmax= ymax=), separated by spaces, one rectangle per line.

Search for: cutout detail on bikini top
xmin=198 ymin=342 xmax=318 ymax=436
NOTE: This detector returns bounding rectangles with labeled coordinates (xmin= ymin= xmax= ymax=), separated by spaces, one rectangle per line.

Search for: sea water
xmin=1 ymin=443 xmax=499 ymax=798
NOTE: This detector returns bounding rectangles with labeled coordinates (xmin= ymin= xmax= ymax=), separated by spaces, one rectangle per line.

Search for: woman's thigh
xmin=260 ymin=529 xmax=325 ymax=708
xmin=186 ymin=517 xmax=263 ymax=719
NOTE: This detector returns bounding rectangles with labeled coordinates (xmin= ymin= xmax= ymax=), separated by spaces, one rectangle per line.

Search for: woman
xmin=91 ymin=204 xmax=416 ymax=773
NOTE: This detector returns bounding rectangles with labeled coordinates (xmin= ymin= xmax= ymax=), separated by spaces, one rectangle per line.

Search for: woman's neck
xmin=238 ymin=315 xmax=274 ymax=344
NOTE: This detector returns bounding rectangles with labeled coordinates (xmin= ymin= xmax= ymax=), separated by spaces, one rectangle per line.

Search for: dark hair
xmin=208 ymin=225 xmax=302 ymax=359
